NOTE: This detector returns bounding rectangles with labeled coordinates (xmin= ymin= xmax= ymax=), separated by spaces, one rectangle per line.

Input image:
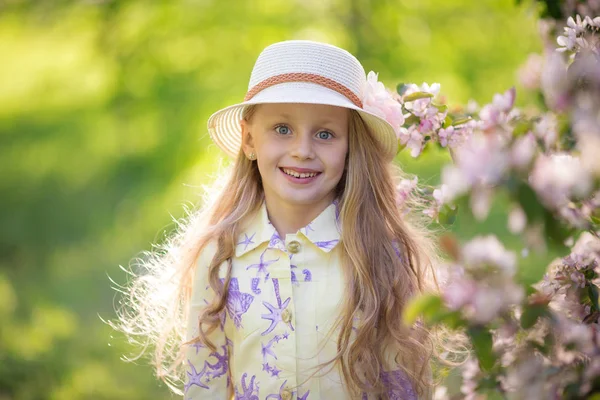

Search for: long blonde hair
xmin=112 ymin=105 xmax=440 ymax=397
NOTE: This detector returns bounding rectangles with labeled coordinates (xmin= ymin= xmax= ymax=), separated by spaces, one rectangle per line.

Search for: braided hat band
xmin=244 ymin=73 xmax=363 ymax=108
xmin=206 ymin=40 xmax=399 ymax=160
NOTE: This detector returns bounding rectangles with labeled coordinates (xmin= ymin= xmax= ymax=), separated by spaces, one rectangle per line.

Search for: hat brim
xmin=207 ymin=82 xmax=398 ymax=160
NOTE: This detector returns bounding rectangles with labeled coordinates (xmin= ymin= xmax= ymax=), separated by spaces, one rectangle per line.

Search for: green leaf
xmin=452 ymin=116 xmax=472 ymax=126
xmin=442 ymin=115 xmax=453 ymax=128
xmin=515 ymin=182 xmax=544 ymax=223
xmin=467 ymin=326 xmax=496 ymax=372
xmin=520 ymin=304 xmax=548 ymax=329
xmin=432 ymin=103 xmax=448 ymax=112
xmin=403 ymin=294 xmax=443 ymax=325
xmin=589 ymin=284 xmax=600 ymax=311
xmin=397 ymin=83 xmax=410 ymax=96
xmin=544 ymin=210 xmax=574 ymax=253
xmin=438 ymin=204 xmax=458 ymax=225
xmin=404 ymin=114 xmax=421 ymax=126
xmin=512 ymin=119 xmax=533 ymax=137
xmin=403 ymin=91 xmax=434 ymax=102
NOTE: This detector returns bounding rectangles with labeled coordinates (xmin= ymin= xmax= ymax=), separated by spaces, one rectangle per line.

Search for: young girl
xmin=116 ymin=40 xmax=438 ymax=399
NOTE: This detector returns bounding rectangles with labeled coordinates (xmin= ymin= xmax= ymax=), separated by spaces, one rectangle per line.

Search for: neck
xmin=264 ymin=194 xmax=335 ymax=239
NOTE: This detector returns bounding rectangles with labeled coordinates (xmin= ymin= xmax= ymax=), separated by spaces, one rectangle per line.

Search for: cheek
xmin=328 ymin=144 xmax=348 ymax=176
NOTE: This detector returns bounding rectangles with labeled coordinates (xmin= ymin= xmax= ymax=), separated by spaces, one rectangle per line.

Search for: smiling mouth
xmin=280 ymin=168 xmax=322 ymax=179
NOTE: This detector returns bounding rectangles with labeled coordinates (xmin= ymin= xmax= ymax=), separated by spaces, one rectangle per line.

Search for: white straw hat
xmin=207 ymin=40 xmax=400 ymax=160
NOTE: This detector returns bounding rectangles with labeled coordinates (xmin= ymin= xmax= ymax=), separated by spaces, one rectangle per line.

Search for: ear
xmin=240 ymin=118 xmax=256 ymax=157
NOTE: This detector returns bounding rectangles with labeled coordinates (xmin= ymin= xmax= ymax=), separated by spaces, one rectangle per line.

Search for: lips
xmin=280 ymin=168 xmax=322 ymax=179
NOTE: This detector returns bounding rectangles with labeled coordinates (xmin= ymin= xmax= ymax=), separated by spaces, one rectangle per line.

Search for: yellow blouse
xmin=184 ymin=200 xmax=417 ymax=399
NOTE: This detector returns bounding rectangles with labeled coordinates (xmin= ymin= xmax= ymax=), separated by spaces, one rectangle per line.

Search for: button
xmin=281 ymin=308 xmax=292 ymax=323
xmin=287 ymin=240 xmax=301 ymax=254
xmin=281 ymin=387 xmax=293 ymax=400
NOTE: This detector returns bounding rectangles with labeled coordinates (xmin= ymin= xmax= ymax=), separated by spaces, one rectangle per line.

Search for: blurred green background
xmin=0 ymin=0 xmax=543 ymax=398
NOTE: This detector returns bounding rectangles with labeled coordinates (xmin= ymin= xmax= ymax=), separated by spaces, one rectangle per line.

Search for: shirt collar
xmin=235 ymin=199 xmax=342 ymax=257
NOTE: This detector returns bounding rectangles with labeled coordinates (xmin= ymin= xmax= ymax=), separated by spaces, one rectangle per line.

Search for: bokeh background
xmin=0 ymin=0 xmax=543 ymax=398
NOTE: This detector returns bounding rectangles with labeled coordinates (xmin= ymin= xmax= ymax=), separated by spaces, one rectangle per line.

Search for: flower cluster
xmin=400 ymin=10 xmax=600 ymax=400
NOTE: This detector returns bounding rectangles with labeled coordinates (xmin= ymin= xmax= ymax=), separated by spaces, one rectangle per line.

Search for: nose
xmin=290 ymin=130 xmax=315 ymax=159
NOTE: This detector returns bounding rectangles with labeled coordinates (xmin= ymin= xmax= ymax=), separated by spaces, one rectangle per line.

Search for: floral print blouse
xmin=184 ymin=200 xmax=417 ymax=399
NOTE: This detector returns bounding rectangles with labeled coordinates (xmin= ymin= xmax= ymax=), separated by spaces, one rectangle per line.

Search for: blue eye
xmin=275 ymin=125 xmax=290 ymax=135
xmin=317 ymin=131 xmax=333 ymax=140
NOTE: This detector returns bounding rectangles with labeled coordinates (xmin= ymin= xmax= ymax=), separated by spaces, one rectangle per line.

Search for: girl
xmin=116 ymin=40 xmax=438 ymax=399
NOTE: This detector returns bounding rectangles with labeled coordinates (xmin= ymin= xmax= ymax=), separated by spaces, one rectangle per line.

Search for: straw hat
xmin=207 ymin=40 xmax=401 ymax=160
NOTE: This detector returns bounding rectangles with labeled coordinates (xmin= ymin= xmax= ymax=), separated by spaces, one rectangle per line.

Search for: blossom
xmin=396 ymin=177 xmax=418 ymax=207
xmin=533 ymin=113 xmax=558 ymax=150
xmin=362 ymin=71 xmax=405 ymax=138
xmin=447 ymin=133 xmax=509 ymax=190
xmin=397 ymin=125 xmax=424 ymax=157
xmin=462 ymin=235 xmax=517 ymax=276
xmin=529 ymin=153 xmax=592 ymax=209
xmin=508 ymin=205 xmax=527 ymax=234
xmin=518 ymin=53 xmax=544 ymax=90
xmin=540 ymin=52 xmax=569 ymax=111
xmin=479 ymin=87 xmax=516 ymax=131
xmin=510 ymin=133 xmax=537 ymax=170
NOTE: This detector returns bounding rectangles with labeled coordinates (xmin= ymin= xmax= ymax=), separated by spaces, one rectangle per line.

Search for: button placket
xmin=287 ymin=240 xmax=301 ymax=254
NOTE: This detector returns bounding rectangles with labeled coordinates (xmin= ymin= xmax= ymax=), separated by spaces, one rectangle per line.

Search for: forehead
xmin=253 ymin=103 xmax=349 ymax=123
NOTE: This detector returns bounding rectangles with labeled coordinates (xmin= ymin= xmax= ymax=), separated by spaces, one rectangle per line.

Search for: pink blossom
xmin=398 ymin=126 xmax=424 ymax=157
xmin=541 ymin=52 xmax=569 ymax=111
xmin=470 ymin=283 xmax=524 ymax=323
xmin=533 ymin=113 xmax=558 ymax=150
xmin=508 ymin=205 xmax=527 ymax=234
xmin=479 ymin=87 xmax=516 ymax=131
xmin=518 ymin=53 xmax=544 ymax=90
xmin=462 ymin=235 xmax=517 ymax=276
xmin=443 ymin=275 xmax=477 ymax=310
xmin=510 ymin=133 xmax=537 ymax=170
xmin=362 ymin=71 xmax=405 ymax=138
xmin=396 ymin=177 xmax=418 ymax=207
xmin=529 ymin=153 xmax=592 ymax=209
xmin=450 ymin=133 xmax=510 ymax=188
xmin=440 ymin=165 xmax=470 ymax=202
xmin=403 ymin=82 xmax=441 ymax=119
xmin=470 ymin=186 xmax=492 ymax=221
xmin=460 ymin=358 xmax=481 ymax=400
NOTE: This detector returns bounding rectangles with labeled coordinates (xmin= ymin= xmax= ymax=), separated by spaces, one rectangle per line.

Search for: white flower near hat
xmin=362 ymin=71 xmax=405 ymax=139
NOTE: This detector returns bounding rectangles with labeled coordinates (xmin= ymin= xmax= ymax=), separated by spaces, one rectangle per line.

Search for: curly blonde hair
xmin=112 ymin=105 xmax=444 ymax=398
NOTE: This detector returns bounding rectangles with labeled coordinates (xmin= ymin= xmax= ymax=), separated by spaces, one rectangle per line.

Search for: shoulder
xmin=191 ymin=240 xmax=219 ymax=285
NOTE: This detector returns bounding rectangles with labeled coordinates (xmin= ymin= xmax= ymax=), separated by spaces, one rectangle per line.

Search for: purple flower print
xmin=298 ymin=390 xmax=310 ymax=400
xmin=302 ymin=269 xmax=312 ymax=282
xmin=191 ymin=340 xmax=204 ymax=354
xmin=314 ymin=239 xmax=339 ymax=251
xmin=333 ymin=198 xmax=341 ymax=223
xmin=302 ymin=222 xmax=315 ymax=236
xmin=184 ymin=360 xmax=209 ymax=393
xmin=251 ymin=277 xmax=262 ymax=294
xmin=246 ymin=249 xmax=279 ymax=282
xmin=268 ymin=230 xmax=283 ymax=250
xmin=282 ymin=331 xmax=289 ymax=339
xmin=265 ymin=380 xmax=288 ymax=400
xmin=235 ymin=373 xmax=260 ymax=400
xmin=291 ymin=264 xmax=312 ymax=283
xmin=261 ymin=335 xmax=280 ymax=363
xmin=206 ymin=344 xmax=229 ymax=381
xmin=238 ymin=232 xmax=256 ymax=250
xmin=290 ymin=264 xmax=298 ymax=285
xmin=225 ymin=278 xmax=254 ymax=329
xmin=261 ymin=279 xmax=294 ymax=335
xmin=381 ymin=369 xmax=416 ymax=400
xmin=270 ymin=365 xmax=281 ymax=378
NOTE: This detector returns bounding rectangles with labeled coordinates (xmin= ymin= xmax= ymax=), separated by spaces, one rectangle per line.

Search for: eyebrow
xmin=275 ymin=112 xmax=343 ymax=126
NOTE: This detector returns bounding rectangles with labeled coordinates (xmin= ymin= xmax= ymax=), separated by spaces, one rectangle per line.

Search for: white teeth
xmin=283 ymin=168 xmax=318 ymax=178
